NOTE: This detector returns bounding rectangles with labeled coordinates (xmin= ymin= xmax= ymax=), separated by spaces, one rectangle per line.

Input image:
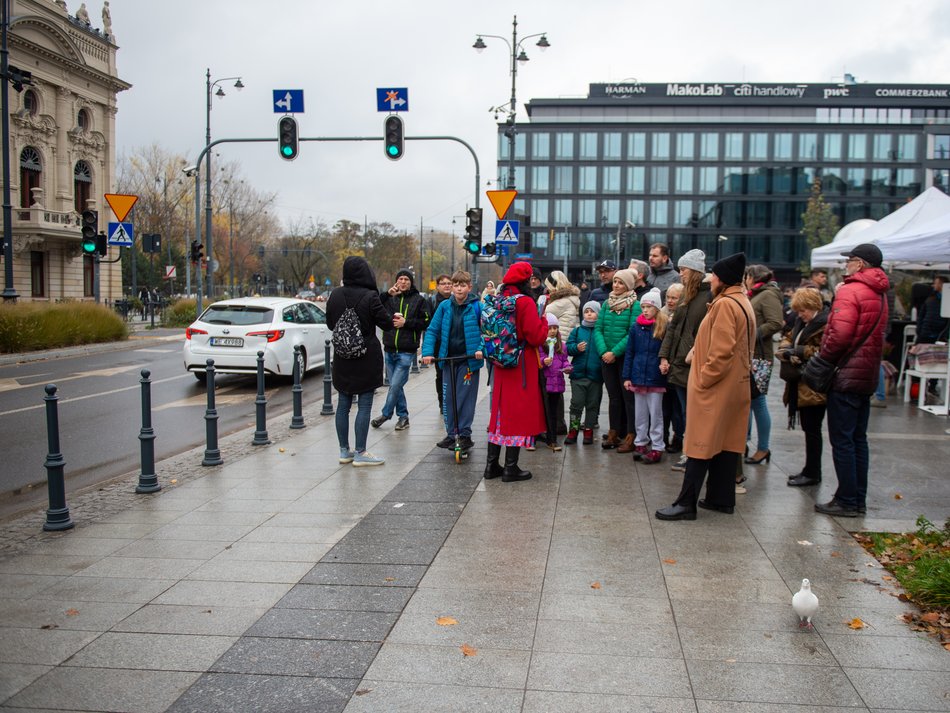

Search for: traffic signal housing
xmin=463 ymin=207 xmax=482 ymax=255
xmin=384 ymin=115 xmax=404 ymax=160
xmin=81 ymin=210 xmax=98 ymax=256
xmin=278 ymin=117 xmax=298 ymax=161
xmin=190 ymin=240 xmax=204 ymax=263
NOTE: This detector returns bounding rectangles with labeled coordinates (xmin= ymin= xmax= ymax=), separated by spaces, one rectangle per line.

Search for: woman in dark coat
xmin=326 ymin=257 xmax=394 ymax=466
xmin=776 ymin=288 xmax=829 ymax=487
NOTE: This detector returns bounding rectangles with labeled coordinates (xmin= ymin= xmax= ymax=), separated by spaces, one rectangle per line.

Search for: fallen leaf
xmin=881 ymin=575 xmax=894 ymax=582
xmin=354 ymin=689 xmax=371 ymax=696
xmin=830 ymin=551 xmax=841 ymax=558
xmin=436 ymin=616 xmax=458 ymax=626
xmin=40 ymin=624 xmax=57 ymax=629
xmin=65 ymin=609 xmax=79 ymax=616
xmin=460 ymin=644 xmax=477 ymax=656
xmin=920 ymin=612 xmax=941 ymax=623
xmin=797 ymin=540 xmax=814 ymax=546
xmin=384 ymin=577 xmax=395 ymax=582
xmin=590 ymin=582 xmax=602 ymax=589
xmin=944 ymin=643 xmax=950 ymax=651
xmin=848 ymin=618 xmax=867 ymax=629
xmin=279 ymin=448 xmax=285 ymax=453
xmin=663 ymin=558 xmax=677 ymax=565
xmin=170 ymin=479 xmax=177 ymax=484
xmin=725 ymin=658 xmax=737 ymax=663
xmin=894 ymin=493 xmax=903 ymax=500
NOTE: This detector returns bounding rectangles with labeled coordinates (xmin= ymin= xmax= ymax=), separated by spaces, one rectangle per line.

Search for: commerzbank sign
xmin=590 ymin=82 xmax=950 ymax=101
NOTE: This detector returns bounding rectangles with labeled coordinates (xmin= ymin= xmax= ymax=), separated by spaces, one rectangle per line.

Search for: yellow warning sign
xmin=486 ymin=190 xmax=517 ymax=220
xmin=104 ymin=193 xmax=138 ymax=223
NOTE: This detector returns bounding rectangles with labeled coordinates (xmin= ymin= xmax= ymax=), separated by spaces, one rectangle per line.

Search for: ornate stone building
xmin=3 ymin=0 xmax=129 ymax=301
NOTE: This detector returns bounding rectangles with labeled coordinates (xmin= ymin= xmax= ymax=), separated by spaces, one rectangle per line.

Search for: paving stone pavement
xmin=0 ymin=364 xmax=948 ymax=712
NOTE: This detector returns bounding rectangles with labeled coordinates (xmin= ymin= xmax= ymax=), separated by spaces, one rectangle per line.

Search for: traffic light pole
xmin=190 ymin=134 xmax=484 ymax=295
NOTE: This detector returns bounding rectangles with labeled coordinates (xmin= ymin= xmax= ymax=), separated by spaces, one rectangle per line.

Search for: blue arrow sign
xmin=273 ymin=89 xmax=304 ymax=113
xmin=495 ymin=219 xmax=520 ymax=245
xmin=376 ymin=87 xmax=409 ymax=112
xmin=107 ymin=221 xmax=133 ymax=247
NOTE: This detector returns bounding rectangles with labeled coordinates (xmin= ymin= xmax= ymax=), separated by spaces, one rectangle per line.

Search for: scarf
xmin=636 ymin=314 xmax=655 ymax=327
xmin=581 ymin=318 xmax=596 ymax=328
xmin=747 ymin=281 xmax=766 ymax=298
xmin=606 ymin=290 xmax=636 ymax=314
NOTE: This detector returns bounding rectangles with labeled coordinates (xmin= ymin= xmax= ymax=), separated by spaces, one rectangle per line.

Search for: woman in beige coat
xmin=656 ymin=252 xmax=754 ymax=521
xmin=543 ymin=271 xmax=581 ymax=343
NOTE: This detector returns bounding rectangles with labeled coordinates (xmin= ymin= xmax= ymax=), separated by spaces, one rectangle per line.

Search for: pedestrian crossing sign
xmin=107 ymin=221 xmax=134 ymax=247
xmin=495 ymin=220 xmax=520 ymax=245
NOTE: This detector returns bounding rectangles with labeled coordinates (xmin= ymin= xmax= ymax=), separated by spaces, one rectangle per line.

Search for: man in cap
xmin=656 ymin=252 xmax=754 ymax=521
xmin=813 ymin=243 xmax=889 ymax=517
xmin=588 ymin=259 xmax=617 ymax=304
xmin=372 ymin=269 xmax=431 ymax=431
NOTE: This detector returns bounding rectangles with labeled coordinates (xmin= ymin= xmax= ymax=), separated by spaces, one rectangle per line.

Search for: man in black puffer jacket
xmin=372 ymin=269 xmax=431 ymax=431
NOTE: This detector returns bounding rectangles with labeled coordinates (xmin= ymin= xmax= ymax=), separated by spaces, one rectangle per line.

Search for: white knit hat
xmin=639 ymin=288 xmax=662 ymax=310
xmin=678 ymin=248 xmax=706 ymax=274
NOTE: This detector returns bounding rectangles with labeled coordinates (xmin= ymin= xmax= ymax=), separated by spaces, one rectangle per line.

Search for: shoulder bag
xmin=802 ymin=295 xmax=885 ymax=394
xmin=727 ymin=296 xmax=761 ymax=399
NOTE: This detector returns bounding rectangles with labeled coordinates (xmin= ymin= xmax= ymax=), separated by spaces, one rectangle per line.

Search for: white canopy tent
xmin=811 ymin=187 xmax=950 ymax=269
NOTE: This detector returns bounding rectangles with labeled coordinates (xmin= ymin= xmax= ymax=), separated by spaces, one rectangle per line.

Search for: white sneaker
xmin=339 ymin=448 xmax=355 ymax=464
xmin=352 ymin=450 xmax=385 ymax=467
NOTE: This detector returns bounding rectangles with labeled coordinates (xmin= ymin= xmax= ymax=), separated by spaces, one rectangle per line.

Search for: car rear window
xmin=200 ymin=305 xmax=274 ymax=326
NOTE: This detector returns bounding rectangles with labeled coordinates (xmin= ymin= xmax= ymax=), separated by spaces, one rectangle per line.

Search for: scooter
xmin=434 ymin=354 xmax=478 ymax=464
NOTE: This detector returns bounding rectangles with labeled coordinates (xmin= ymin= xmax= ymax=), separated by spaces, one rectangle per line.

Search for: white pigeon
xmin=792 ymin=578 xmax=819 ymax=629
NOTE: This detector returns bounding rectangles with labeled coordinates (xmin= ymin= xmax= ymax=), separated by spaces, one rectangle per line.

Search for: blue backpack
xmin=481 ymin=293 xmax=525 ymax=368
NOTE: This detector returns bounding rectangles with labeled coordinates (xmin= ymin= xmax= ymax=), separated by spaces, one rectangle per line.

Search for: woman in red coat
xmin=485 ymin=262 xmax=550 ymax=482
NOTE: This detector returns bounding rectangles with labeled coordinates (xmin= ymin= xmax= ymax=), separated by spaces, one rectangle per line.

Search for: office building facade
xmin=499 ymin=81 xmax=950 ymax=281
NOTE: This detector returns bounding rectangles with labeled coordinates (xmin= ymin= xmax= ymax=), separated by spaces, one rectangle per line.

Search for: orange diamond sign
xmin=486 ymin=190 xmax=517 ymax=220
xmin=103 ymin=193 xmax=138 ymax=223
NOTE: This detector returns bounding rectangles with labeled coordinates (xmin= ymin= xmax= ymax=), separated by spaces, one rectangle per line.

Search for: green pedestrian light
xmin=81 ymin=210 xmax=99 ymax=255
xmin=463 ymin=207 xmax=483 ymax=255
xmin=277 ymin=117 xmax=298 ymax=161
xmin=384 ymin=115 xmax=404 ymax=161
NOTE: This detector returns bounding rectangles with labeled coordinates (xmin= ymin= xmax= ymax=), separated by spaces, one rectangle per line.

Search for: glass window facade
xmin=774 ymin=133 xmax=792 ymax=160
xmin=556 ymin=133 xmax=574 ymax=159
xmin=675 ymin=133 xmax=694 ymax=160
xmin=555 ymin=166 xmax=573 ymax=192
xmin=626 ymin=166 xmax=645 ymax=193
xmin=675 ymin=166 xmax=694 ymax=193
xmin=627 ymin=132 xmax=646 ymax=159
xmin=799 ymin=133 xmax=818 ymax=160
xmin=531 ymin=166 xmax=549 ymax=193
xmin=652 ymin=132 xmax=670 ymax=160
xmin=603 ymin=133 xmax=622 ymax=159
xmin=602 ymin=166 xmax=621 ymax=193
xmin=579 ymin=132 xmax=598 ymax=159
xmin=579 ymin=166 xmax=597 ymax=193
xmin=700 ymin=133 xmax=719 ymax=160
xmin=749 ymin=133 xmax=768 ymax=160
xmin=724 ymin=133 xmax=743 ymax=160
xmin=532 ymin=133 xmax=550 ymax=159
xmin=651 ymin=166 xmax=670 ymax=193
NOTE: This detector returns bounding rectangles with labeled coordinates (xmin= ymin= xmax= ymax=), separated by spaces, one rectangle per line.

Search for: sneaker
xmin=735 ymin=483 xmax=747 ymax=494
xmin=525 ymin=442 xmax=536 ymax=452
xmin=371 ymin=415 xmax=389 ymax=429
xmin=671 ymin=455 xmax=688 ymax=472
xmin=394 ymin=417 xmax=410 ymax=431
xmin=642 ymin=449 xmax=663 ymax=464
xmin=582 ymin=428 xmax=594 ymax=445
xmin=633 ymin=444 xmax=649 ymax=460
xmin=436 ymin=435 xmax=455 ymax=449
xmin=352 ymin=451 xmax=385 ymax=467
xmin=870 ymin=399 xmax=887 ymax=409
xmin=564 ymin=429 xmax=578 ymax=445
xmin=458 ymin=436 xmax=475 ymax=451
xmin=547 ymin=441 xmax=562 ymax=452
xmin=339 ymin=448 xmax=355 ymax=464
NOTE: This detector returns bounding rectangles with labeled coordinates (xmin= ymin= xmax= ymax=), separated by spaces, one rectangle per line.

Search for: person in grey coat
xmin=646 ymin=243 xmax=681 ymax=297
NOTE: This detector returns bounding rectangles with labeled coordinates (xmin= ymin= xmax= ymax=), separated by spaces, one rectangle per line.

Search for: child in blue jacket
xmin=622 ymin=289 xmax=668 ymax=463
xmin=566 ymin=301 xmax=604 ymax=445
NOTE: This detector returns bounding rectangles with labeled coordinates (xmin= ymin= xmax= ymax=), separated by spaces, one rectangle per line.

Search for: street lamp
xmin=716 ymin=234 xmax=729 ymax=262
xmin=204 ymin=68 xmax=244 ymax=298
xmin=473 ymin=16 xmax=550 ymax=192
xmin=615 ymin=220 xmax=635 ymax=265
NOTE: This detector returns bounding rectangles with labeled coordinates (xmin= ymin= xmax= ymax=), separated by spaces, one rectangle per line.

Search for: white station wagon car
xmin=184 ymin=297 xmax=331 ymax=382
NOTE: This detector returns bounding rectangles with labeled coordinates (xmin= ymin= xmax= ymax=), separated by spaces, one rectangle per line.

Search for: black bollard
xmin=252 ymin=351 xmax=270 ymax=445
xmin=321 ymin=339 xmax=334 ymax=416
xmin=135 ymin=369 xmax=161 ymax=493
xmin=202 ymin=359 xmax=223 ymax=465
xmin=149 ymin=301 xmax=156 ymax=329
xmin=290 ymin=345 xmax=305 ymax=429
xmin=42 ymin=384 xmax=73 ymax=531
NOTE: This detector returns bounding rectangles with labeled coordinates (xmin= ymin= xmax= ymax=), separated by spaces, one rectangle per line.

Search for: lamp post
xmin=204 ymin=68 xmax=243 ymax=299
xmin=473 ymin=16 xmax=550 ymax=192
xmin=615 ymin=220 xmax=635 ymax=266
xmin=716 ymin=234 xmax=729 ymax=262
xmin=1 ymin=0 xmax=20 ymax=301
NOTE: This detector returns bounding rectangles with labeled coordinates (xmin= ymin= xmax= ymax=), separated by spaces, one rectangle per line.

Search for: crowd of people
xmin=327 ymin=243 xmax=946 ymax=519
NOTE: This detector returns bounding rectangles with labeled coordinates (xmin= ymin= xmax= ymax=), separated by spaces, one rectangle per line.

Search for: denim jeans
xmin=746 ymin=393 xmax=771 ymax=451
xmin=381 ymin=351 xmax=413 ymax=419
xmin=336 ymin=390 xmax=374 ymax=453
xmin=874 ymin=362 xmax=886 ymax=401
xmin=826 ymin=390 xmax=871 ymax=508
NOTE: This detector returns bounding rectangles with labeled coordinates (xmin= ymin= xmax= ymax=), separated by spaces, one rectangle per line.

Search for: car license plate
xmin=210 ymin=337 xmax=243 ymax=347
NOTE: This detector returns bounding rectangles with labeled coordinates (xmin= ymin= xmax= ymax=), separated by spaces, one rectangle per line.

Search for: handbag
xmin=727 ymin=296 xmax=761 ymax=399
xmin=802 ymin=295 xmax=886 ymax=394
xmin=751 ymin=356 xmax=773 ymax=396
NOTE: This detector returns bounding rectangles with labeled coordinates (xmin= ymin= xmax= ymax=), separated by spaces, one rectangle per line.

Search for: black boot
xmin=502 ymin=446 xmax=532 ymax=482
xmin=484 ymin=443 xmax=503 ymax=480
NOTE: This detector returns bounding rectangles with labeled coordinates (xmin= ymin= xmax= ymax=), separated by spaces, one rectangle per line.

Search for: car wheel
xmin=193 ymin=371 xmax=207 ymax=385
xmin=294 ymin=348 xmax=307 ymax=381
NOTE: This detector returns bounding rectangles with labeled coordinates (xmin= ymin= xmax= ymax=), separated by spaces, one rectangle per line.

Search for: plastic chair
xmin=896 ymin=323 xmax=917 ymax=390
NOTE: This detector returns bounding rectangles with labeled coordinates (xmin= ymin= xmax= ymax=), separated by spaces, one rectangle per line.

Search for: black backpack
xmin=332 ymin=293 xmax=368 ymax=359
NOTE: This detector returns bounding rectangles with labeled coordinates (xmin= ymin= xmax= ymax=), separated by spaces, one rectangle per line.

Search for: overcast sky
xmin=109 ymin=0 xmax=950 ymax=237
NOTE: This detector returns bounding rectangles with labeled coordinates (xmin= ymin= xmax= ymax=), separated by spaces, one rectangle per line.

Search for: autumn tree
xmin=800 ymin=176 xmax=840 ymax=275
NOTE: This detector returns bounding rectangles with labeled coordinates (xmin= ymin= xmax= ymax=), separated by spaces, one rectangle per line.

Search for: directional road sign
xmin=495 ymin=219 xmax=520 ymax=245
xmin=104 ymin=193 xmax=138 ymax=222
xmin=495 ymin=244 xmax=510 ymax=257
xmin=514 ymin=253 xmax=533 ymax=260
xmin=376 ymin=87 xmax=409 ymax=112
xmin=107 ymin=221 xmax=133 ymax=247
xmin=273 ymin=89 xmax=304 ymax=113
